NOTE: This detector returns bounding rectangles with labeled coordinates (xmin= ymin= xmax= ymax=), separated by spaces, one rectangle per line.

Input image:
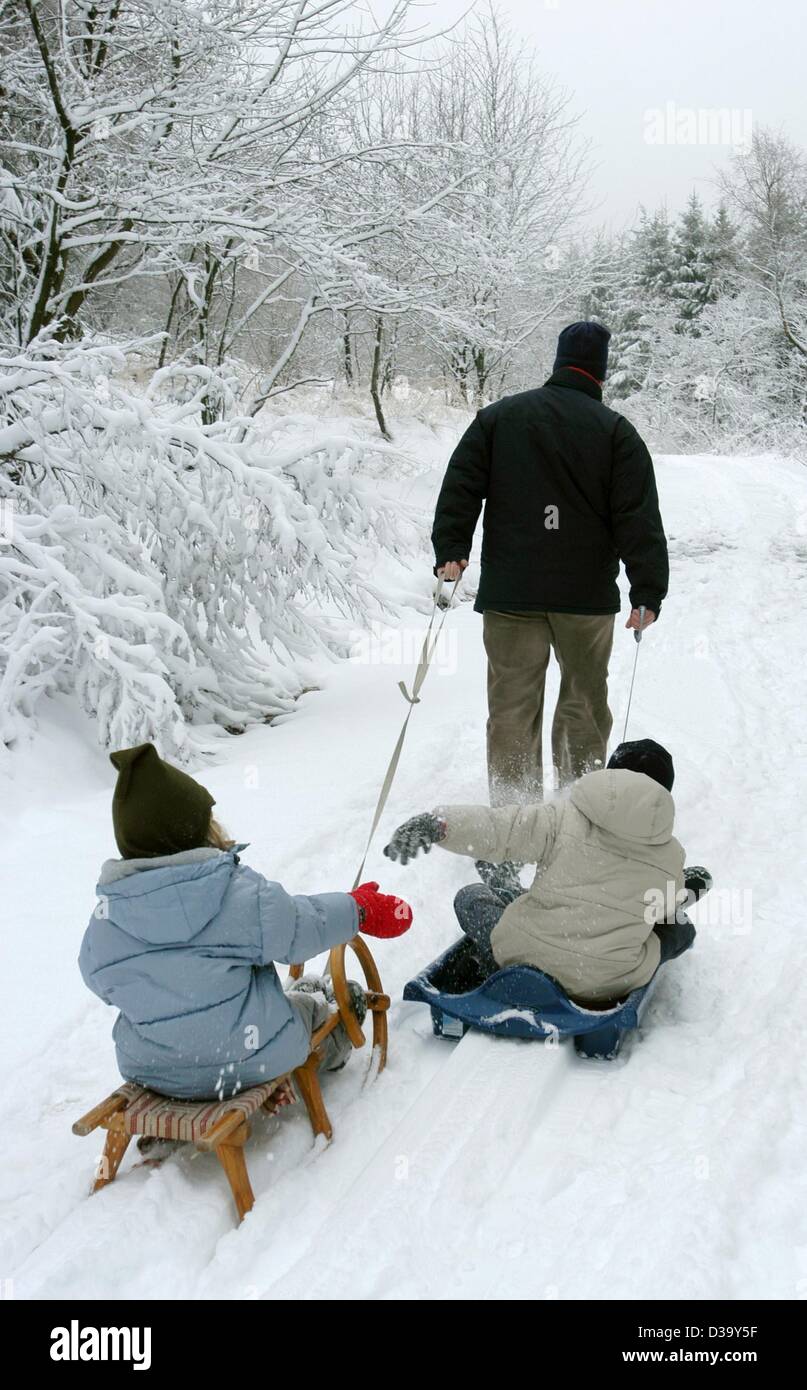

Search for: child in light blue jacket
xmin=80 ymin=744 xmax=411 ymax=1099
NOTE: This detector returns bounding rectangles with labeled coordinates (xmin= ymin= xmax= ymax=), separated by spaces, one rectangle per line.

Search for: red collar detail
xmin=565 ymin=366 xmax=603 ymax=387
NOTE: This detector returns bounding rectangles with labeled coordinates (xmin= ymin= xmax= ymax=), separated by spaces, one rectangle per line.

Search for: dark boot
xmin=474 ymin=859 xmax=523 ymax=900
xmin=684 ymin=866 xmax=713 ymax=901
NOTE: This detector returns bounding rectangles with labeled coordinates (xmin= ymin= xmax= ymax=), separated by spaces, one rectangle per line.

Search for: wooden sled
xmin=73 ymin=936 xmax=390 ymax=1225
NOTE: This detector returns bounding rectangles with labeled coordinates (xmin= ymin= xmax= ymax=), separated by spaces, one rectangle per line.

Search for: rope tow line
xmin=621 ymin=603 xmax=647 ymax=743
xmin=352 ymin=573 xmax=462 ymax=890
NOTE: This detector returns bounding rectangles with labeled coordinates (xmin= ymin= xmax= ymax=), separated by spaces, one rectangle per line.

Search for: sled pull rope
xmin=621 ymin=604 xmax=647 ymax=743
xmin=352 ymin=574 xmax=461 ymax=890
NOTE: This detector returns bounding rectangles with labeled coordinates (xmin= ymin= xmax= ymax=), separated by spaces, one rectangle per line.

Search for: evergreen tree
xmin=670 ymin=192 xmax=714 ymax=331
xmin=582 ymin=231 xmax=646 ymax=398
xmin=707 ymin=201 xmax=742 ymax=295
xmin=635 ymin=208 xmax=675 ymax=298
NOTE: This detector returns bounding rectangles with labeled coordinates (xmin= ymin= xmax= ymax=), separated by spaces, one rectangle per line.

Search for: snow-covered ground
xmin=2 ymin=440 xmax=807 ymax=1301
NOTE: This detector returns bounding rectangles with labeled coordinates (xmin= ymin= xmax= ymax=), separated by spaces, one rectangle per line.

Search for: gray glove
xmin=383 ymin=812 xmax=445 ymax=866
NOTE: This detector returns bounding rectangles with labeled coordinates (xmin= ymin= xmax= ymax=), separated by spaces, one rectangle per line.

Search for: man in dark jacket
xmin=432 ymin=320 xmax=668 ymax=808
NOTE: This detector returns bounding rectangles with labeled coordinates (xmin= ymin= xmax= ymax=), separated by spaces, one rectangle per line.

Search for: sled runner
xmin=73 ymin=937 xmax=390 ymax=1225
xmin=403 ymin=935 xmax=687 ymax=1060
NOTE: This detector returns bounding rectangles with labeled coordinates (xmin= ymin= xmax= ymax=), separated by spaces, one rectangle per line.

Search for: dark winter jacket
xmin=431 ymin=367 xmax=669 ymax=617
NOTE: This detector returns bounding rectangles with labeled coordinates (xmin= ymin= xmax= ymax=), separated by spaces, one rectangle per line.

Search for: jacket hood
xmin=96 ymin=845 xmax=247 ymax=944
xmin=570 ymin=769 xmax=675 ymax=845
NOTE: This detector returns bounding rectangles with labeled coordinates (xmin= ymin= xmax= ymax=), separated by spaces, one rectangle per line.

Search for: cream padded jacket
xmin=435 ymin=769 xmax=685 ymax=1003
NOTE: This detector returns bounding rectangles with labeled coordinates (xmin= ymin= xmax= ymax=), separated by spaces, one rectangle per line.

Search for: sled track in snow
xmin=259 ymin=1027 xmax=580 ymax=1300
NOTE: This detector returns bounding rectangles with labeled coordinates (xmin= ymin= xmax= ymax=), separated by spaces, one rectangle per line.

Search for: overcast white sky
xmin=410 ymin=0 xmax=806 ymax=231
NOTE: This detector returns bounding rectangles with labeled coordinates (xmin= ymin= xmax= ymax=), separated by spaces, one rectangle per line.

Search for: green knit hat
xmin=110 ymin=743 xmax=215 ymax=859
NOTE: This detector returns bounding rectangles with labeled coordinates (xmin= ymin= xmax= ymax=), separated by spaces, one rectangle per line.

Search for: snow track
xmin=260 ymin=1030 xmax=577 ymax=1301
xmin=2 ymin=451 xmax=807 ymax=1300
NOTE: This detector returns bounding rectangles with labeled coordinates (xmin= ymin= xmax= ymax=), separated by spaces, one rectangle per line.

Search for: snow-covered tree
xmin=719 ymin=128 xmax=807 ymax=373
xmin=0 ymin=336 xmax=422 ymax=757
xmin=635 ymin=208 xmax=675 ymax=300
xmin=581 ymin=232 xmax=647 ymax=398
xmin=572 ymin=176 xmax=806 ymax=455
xmin=0 ymin=2 xmax=444 ymax=756
xmin=706 ymin=201 xmax=742 ymax=297
xmin=403 ymin=4 xmax=590 ymax=406
xmin=670 ymin=193 xmax=715 ymax=331
xmin=1 ymin=2 xmax=456 ymax=407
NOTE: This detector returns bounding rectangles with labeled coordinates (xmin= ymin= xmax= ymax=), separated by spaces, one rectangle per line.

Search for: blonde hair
xmin=207 ymin=816 xmax=236 ymax=852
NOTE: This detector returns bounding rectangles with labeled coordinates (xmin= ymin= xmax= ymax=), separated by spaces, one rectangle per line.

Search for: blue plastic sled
xmin=403 ymin=936 xmax=680 ymax=1060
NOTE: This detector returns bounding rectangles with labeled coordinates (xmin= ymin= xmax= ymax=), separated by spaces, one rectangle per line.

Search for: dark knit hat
xmin=110 ymin=743 xmax=215 ymax=859
xmin=607 ymin=739 xmax=674 ymax=792
xmin=553 ymin=320 xmax=611 ymax=382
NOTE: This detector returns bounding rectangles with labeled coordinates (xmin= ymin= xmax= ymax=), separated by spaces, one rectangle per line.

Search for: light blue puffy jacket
xmin=79 ymin=844 xmax=358 ymax=1099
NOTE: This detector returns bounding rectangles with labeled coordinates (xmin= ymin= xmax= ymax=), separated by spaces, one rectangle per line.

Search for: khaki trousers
xmin=483 ymin=610 xmax=615 ymax=805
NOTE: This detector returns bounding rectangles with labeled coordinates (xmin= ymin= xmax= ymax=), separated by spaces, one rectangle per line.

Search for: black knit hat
xmin=607 ymin=739 xmax=674 ymax=792
xmin=110 ymin=743 xmax=215 ymax=859
xmin=553 ymin=320 xmax=611 ymax=382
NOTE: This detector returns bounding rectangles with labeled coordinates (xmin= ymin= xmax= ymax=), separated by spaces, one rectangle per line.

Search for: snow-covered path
xmin=2 ymin=452 xmax=807 ymax=1301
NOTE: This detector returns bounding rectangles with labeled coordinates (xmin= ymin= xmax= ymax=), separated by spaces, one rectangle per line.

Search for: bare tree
xmin=408 ymin=4 xmax=592 ymax=405
xmin=719 ymin=128 xmax=807 ymax=362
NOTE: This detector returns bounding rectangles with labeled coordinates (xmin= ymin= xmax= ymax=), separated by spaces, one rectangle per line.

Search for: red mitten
xmin=350 ymin=881 xmax=413 ymax=939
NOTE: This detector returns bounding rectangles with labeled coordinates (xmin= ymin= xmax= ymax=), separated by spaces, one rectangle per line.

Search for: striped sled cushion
xmin=114 ymin=1078 xmax=296 ymax=1142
